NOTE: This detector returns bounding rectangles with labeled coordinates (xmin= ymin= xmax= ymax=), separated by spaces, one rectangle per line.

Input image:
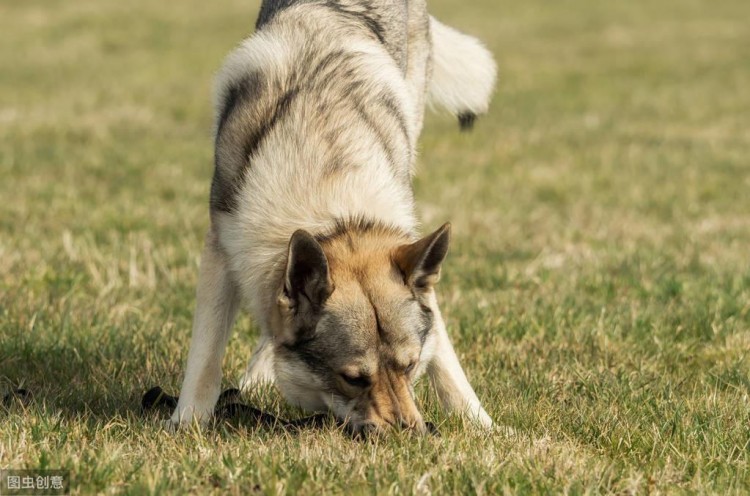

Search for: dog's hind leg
xmin=426 ymin=294 xmax=494 ymax=429
xmin=170 ymin=228 xmax=240 ymax=427
xmin=428 ymin=17 xmax=497 ymax=130
xmin=239 ymin=335 xmax=275 ymax=391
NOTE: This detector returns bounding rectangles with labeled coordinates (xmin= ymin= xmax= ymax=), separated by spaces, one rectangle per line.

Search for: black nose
xmin=345 ymin=421 xmax=379 ymax=440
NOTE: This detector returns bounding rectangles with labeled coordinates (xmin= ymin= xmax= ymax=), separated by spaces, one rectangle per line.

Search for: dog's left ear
xmin=394 ymin=223 xmax=451 ymax=289
xmin=282 ymin=230 xmax=333 ymax=312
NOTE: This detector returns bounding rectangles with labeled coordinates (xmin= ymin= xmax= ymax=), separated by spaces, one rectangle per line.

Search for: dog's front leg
xmin=170 ymin=229 xmax=239 ymax=427
xmin=427 ymin=295 xmax=493 ymax=429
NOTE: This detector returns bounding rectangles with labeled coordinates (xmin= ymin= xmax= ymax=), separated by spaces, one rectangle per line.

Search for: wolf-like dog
xmin=171 ymin=0 xmax=497 ymax=434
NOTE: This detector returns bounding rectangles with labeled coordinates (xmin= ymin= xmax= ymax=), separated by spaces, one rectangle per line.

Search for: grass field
xmin=2 ymin=0 xmax=750 ymax=493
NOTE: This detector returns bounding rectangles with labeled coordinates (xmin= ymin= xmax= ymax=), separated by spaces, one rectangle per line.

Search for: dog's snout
xmin=346 ymin=417 xmax=427 ymax=439
xmin=349 ymin=368 xmax=427 ymax=435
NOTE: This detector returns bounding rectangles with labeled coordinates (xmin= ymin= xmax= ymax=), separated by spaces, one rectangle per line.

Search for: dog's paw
xmin=168 ymin=403 xmax=215 ymax=429
xmin=466 ymin=409 xmax=516 ymax=437
xmin=163 ymin=412 xmax=210 ymax=432
xmin=161 ymin=418 xmax=180 ymax=433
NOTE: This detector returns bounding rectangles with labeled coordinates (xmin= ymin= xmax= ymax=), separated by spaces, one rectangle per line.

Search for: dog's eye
xmin=404 ymin=362 xmax=417 ymax=375
xmin=341 ymin=374 xmax=371 ymax=388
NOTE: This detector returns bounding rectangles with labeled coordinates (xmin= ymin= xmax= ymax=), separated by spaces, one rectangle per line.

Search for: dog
xmin=170 ymin=0 xmax=497 ymax=434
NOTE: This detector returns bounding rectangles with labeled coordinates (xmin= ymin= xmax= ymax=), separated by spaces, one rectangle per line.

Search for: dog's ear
xmin=281 ymin=230 xmax=333 ymax=311
xmin=394 ymin=223 xmax=451 ymax=289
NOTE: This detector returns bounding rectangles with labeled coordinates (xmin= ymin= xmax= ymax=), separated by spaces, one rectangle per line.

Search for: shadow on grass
xmin=0 ymin=334 xmax=168 ymax=423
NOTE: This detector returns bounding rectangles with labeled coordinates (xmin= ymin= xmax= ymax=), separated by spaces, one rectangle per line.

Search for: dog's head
xmin=270 ymin=222 xmax=451 ymax=435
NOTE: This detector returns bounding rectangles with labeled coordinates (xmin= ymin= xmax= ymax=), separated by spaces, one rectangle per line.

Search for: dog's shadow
xmin=0 ymin=336 xmax=304 ymax=432
xmin=0 ymin=338 xmax=129 ymax=419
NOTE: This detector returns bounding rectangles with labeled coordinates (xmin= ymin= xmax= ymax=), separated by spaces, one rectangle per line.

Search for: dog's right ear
xmin=280 ymin=230 xmax=333 ymax=313
xmin=394 ymin=223 xmax=451 ymax=290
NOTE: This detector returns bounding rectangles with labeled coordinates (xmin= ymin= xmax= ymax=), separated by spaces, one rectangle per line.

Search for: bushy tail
xmin=428 ymin=17 xmax=497 ymax=131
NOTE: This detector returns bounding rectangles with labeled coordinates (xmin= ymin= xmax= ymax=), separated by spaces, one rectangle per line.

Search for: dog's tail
xmin=428 ymin=17 xmax=497 ymax=131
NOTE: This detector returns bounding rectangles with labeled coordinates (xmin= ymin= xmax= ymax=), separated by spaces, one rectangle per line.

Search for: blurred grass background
xmin=1 ymin=0 xmax=749 ymax=493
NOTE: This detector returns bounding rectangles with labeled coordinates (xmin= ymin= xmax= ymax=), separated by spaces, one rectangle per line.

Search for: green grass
xmin=1 ymin=0 xmax=749 ymax=493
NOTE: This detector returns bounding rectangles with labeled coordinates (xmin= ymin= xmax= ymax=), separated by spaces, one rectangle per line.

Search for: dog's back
xmin=212 ymin=0 xmax=420 ymax=213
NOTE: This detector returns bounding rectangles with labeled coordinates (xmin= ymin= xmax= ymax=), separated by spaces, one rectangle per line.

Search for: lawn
xmin=1 ymin=0 xmax=749 ymax=493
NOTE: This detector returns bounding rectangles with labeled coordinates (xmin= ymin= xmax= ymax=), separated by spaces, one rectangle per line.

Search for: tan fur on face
xmin=297 ymin=226 xmax=431 ymax=431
